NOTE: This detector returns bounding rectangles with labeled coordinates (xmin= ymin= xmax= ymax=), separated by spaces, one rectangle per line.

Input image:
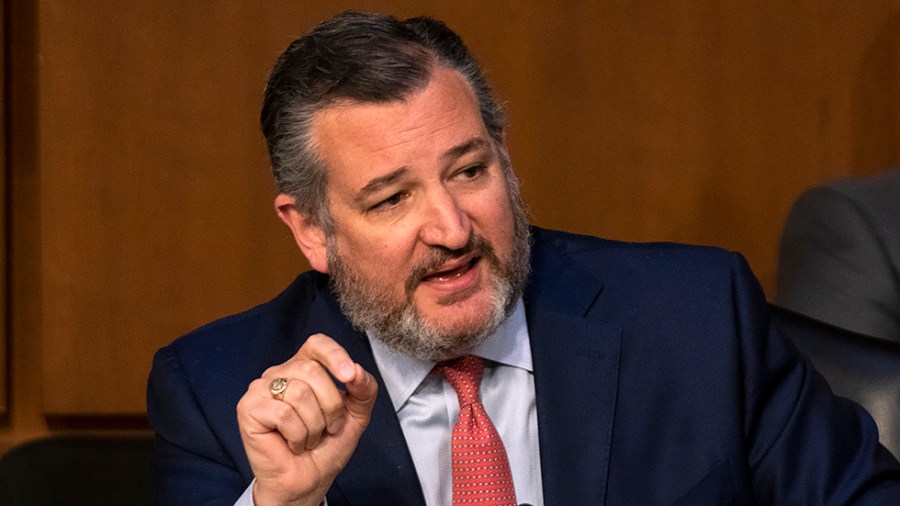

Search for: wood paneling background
xmin=3 ymin=0 xmax=900 ymax=447
xmin=0 ymin=0 xmax=7 ymax=423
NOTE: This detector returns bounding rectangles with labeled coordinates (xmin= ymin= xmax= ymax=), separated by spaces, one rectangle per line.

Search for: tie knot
xmin=435 ymin=354 xmax=485 ymax=407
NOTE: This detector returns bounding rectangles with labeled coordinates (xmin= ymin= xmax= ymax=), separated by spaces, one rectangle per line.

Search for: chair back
xmin=770 ymin=304 xmax=900 ymax=458
xmin=0 ymin=433 xmax=153 ymax=506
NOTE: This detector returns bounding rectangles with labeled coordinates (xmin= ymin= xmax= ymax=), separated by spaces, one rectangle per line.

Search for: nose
xmin=418 ymin=187 xmax=471 ymax=250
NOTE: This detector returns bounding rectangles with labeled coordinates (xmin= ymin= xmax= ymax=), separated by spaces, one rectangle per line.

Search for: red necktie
xmin=435 ymin=355 xmax=517 ymax=505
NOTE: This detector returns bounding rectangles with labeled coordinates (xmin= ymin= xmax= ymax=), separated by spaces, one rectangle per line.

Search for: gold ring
xmin=269 ymin=377 xmax=288 ymax=400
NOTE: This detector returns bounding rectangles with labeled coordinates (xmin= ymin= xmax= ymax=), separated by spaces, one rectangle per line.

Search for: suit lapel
xmin=302 ymin=291 xmax=427 ymax=506
xmin=526 ymin=232 xmax=622 ymax=505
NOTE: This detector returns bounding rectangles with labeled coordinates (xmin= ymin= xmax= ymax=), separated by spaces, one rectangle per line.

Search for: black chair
xmin=0 ymin=433 xmax=153 ymax=506
xmin=770 ymin=304 xmax=900 ymax=458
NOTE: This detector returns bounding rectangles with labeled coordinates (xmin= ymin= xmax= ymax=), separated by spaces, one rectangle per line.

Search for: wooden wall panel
xmin=0 ymin=0 xmax=7 ymax=422
xmin=38 ymin=2 xmax=300 ymax=415
xmin=489 ymin=2 xmax=900 ymax=288
xmin=11 ymin=0 xmax=900 ymax=419
xmin=2 ymin=0 xmax=50 ymax=451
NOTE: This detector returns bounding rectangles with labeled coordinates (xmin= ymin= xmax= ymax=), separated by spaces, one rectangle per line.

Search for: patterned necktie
xmin=434 ymin=355 xmax=517 ymax=506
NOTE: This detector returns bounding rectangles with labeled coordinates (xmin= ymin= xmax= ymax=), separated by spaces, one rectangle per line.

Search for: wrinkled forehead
xmin=309 ymin=67 xmax=489 ymax=178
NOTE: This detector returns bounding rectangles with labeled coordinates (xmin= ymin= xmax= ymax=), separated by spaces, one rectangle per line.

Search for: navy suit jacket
xmin=148 ymin=228 xmax=900 ymax=505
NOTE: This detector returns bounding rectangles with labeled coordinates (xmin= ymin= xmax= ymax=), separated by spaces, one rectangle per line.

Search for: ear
xmin=274 ymin=193 xmax=329 ymax=273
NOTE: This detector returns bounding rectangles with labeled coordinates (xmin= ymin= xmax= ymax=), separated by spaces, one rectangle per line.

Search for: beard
xmin=326 ymin=176 xmax=531 ymax=362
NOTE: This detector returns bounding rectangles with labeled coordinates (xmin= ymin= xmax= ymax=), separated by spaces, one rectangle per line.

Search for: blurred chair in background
xmin=0 ymin=434 xmax=153 ymax=506
xmin=776 ymin=168 xmax=900 ymax=344
xmin=770 ymin=304 xmax=900 ymax=458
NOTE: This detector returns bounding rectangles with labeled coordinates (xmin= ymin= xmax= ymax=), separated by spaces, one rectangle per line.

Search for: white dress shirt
xmin=236 ymin=299 xmax=542 ymax=506
xmin=369 ymin=299 xmax=543 ymax=506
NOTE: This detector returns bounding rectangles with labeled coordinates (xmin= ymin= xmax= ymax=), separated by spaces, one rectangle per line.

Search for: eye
xmin=369 ymin=192 xmax=406 ymax=212
xmin=455 ymin=164 xmax=485 ymax=180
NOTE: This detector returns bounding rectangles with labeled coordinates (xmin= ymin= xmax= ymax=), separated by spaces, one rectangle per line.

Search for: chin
xmin=425 ymin=305 xmax=495 ymax=335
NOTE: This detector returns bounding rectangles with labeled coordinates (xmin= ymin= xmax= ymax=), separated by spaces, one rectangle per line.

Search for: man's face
xmin=309 ymin=67 xmax=530 ymax=361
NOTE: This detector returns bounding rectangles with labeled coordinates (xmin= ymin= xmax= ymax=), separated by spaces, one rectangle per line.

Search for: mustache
xmin=404 ymin=235 xmax=495 ymax=294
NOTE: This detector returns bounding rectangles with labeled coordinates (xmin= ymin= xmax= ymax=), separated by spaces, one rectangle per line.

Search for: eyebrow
xmin=354 ymin=137 xmax=493 ymax=203
xmin=356 ymin=168 xmax=410 ymax=203
xmin=441 ymin=137 xmax=492 ymax=163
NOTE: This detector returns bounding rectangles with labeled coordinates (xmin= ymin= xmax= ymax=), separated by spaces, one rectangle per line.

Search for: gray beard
xmin=326 ymin=186 xmax=531 ymax=361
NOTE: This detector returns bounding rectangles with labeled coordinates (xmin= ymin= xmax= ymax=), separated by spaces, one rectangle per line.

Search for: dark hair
xmin=260 ymin=11 xmax=507 ymax=230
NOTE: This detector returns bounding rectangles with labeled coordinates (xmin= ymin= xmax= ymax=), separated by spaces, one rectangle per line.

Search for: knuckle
xmin=292 ymin=360 xmax=316 ymax=376
xmin=306 ymin=412 xmax=326 ymax=433
xmin=288 ymin=439 xmax=306 ymax=454
xmin=321 ymin=396 xmax=345 ymax=418
xmin=274 ymin=403 xmax=295 ymax=425
xmin=237 ymin=380 xmax=265 ymax=412
xmin=305 ymin=333 xmax=326 ymax=348
xmin=291 ymin=380 xmax=314 ymax=401
xmin=285 ymin=430 xmax=309 ymax=454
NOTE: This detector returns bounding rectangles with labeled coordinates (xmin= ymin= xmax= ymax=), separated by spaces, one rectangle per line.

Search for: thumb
xmin=343 ymin=363 xmax=378 ymax=421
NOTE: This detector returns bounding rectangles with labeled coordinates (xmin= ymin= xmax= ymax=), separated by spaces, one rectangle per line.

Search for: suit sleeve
xmin=147 ymin=345 xmax=249 ymax=505
xmin=776 ymin=186 xmax=900 ymax=340
xmin=731 ymin=253 xmax=900 ymax=502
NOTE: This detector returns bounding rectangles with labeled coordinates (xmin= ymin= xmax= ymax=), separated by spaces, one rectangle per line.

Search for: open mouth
xmin=421 ymin=256 xmax=480 ymax=283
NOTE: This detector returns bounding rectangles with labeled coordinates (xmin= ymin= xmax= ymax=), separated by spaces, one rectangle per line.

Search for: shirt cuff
xmin=234 ymin=479 xmax=328 ymax=506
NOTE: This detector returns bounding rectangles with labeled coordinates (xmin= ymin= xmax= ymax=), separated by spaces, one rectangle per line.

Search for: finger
xmin=284 ymin=374 xmax=347 ymax=449
xmin=343 ymin=363 xmax=378 ymax=421
xmin=280 ymin=379 xmax=325 ymax=449
xmin=296 ymin=333 xmax=357 ymax=383
xmin=266 ymin=358 xmax=348 ymax=436
xmin=237 ymin=381 xmax=310 ymax=454
xmin=268 ymin=398 xmax=312 ymax=454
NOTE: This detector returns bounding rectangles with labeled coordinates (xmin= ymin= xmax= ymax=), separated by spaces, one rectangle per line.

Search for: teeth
xmin=435 ymin=268 xmax=465 ymax=281
xmin=429 ymin=263 xmax=468 ymax=281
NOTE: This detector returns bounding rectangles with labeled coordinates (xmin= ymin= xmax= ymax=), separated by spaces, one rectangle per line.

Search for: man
xmin=777 ymin=168 xmax=900 ymax=344
xmin=147 ymin=12 xmax=900 ymax=505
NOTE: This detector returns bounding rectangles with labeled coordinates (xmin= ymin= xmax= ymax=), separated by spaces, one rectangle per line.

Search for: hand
xmin=236 ymin=333 xmax=378 ymax=506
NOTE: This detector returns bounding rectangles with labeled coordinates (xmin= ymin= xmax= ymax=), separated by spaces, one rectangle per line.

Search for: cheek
xmin=493 ymin=211 xmax=518 ymax=261
xmin=472 ymin=192 xmax=517 ymax=244
xmin=338 ymin=233 xmax=414 ymax=277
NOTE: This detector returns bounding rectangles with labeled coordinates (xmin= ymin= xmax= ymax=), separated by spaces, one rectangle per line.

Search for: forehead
xmin=310 ymin=67 xmax=488 ymax=186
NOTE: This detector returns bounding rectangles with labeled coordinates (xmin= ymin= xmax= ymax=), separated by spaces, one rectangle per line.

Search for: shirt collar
xmin=368 ymin=298 xmax=531 ymax=412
